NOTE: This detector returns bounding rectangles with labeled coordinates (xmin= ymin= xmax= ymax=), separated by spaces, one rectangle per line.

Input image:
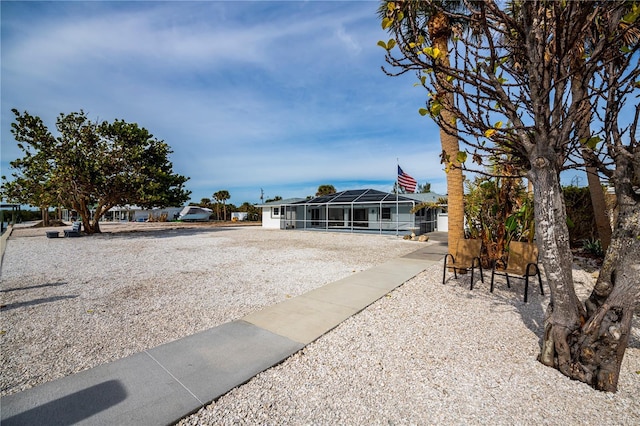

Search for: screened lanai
xmin=273 ymin=189 xmax=441 ymax=235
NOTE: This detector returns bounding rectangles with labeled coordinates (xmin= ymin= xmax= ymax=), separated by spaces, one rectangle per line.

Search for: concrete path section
xmin=1 ymin=237 xmax=447 ymax=426
xmin=1 ymin=322 xmax=304 ymax=426
xmin=243 ymin=257 xmax=430 ymax=345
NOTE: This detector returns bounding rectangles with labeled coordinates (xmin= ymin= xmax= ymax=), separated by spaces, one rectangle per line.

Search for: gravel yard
xmin=0 ymin=223 xmax=418 ymax=397
xmin=1 ymin=222 xmax=638 ymax=424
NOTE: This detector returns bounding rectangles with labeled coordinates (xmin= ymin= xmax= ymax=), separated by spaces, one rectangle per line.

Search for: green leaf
xmin=495 ymin=121 xmax=503 ymax=129
xmin=622 ymin=4 xmax=639 ymax=24
xmin=566 ymin=216 xmax=575 ymax=229
xmin=382 ymin=17 xmax=393 ymax=30
xmin=377 ymin=40 xmax=388 ymax=50
xmin=387 ymin=39 xmax=396 ymax=50
xmin=418 ymin=108 xmax=429 ymax=116
xmin=423 ymin=46 xmax=442 ymax=59
xmin=580 ymin=136 xmax=602 ymax=150
xmin=484 ymin=128 xmax=496 ymax=138
xmin=505 ymin=215 xmax=518 ymax=232
xmin=429 ymin=101 xmax=442 ymax=117
xmin=456 ymin=151 xmax=467 ymax=163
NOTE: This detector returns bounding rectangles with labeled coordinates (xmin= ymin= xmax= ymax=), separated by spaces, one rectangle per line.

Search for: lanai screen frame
xmin=280 ymin=189 xmax=419 ymax=235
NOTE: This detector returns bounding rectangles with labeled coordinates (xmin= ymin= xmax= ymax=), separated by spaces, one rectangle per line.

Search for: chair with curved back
xmin=442 ymin=238 xmax=484 ymax=289
xmin=490 ymin=241 xmax=543 ymax=303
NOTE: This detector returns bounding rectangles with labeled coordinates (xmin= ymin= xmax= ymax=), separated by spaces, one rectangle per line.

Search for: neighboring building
xmin=62 ymin=206 xmax=184 ymax=222
xmin=259 ymin=197 xmax=306 ymax=229
xmin=231 ymin=212 xmax=249 ymax=221
xmin=256 ymin=189 xmax=447 ymax=234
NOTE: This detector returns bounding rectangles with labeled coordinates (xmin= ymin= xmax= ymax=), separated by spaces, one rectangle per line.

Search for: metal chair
xmin=64 ymin=221 xmax=82 ymax=237
xmin=442 ymin=239 xmax=484 ymax=289
xmin=490 ymin=241 xmax=543 ymax=303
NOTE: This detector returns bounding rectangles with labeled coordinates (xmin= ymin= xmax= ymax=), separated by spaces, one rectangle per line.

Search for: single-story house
xmin=257 ymin=189 xmax=448 ymax=234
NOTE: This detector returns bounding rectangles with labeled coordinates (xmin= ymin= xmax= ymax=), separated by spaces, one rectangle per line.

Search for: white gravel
xmin=179 ymin=263 xmax=640 ymax=426
xmin=0 ymin=224 xmax=418 ymax=397
xmin=2 ymin=223 xmax=638 ymax=425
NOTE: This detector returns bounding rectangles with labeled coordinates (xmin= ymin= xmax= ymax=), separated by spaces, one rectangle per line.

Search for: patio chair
xmin=442 ymin=238 xmax=484 ymax=289
xmin=64 ymin=221 xmax=82 ymax=237
xmin=490 ymin=241 xmax=543 ymax=303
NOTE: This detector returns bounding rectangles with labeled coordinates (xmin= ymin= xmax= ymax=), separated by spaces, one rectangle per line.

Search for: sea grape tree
xmin=3 ymin=109 xmax=191 ymax=234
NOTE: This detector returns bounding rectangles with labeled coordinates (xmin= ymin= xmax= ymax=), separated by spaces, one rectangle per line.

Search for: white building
xmin=63 ymin=206 xmax=184 ymax=222
xmin=257 ymin=189 xmax=447 ymax=234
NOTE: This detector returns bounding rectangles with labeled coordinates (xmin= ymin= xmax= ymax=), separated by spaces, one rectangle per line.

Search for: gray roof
xmin=256 ymin=189 xmax=446 ymax=208
xmin=297 ymin=189 xmax=413 ymax=204
xmin=400 ymin=192 xmax=445 ymax=203
xmin=255 ymin=197 xmax=306 ymax=208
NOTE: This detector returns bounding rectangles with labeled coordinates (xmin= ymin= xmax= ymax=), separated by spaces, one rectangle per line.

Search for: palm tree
xmin=214 ymin=190 xmax=230 ymax=221
xmin=380 ymin=1 xmax=466 ymax=251
xmin=568 ymin=2 xmax=640 ymax=252
xmin=212 ymin=191 xmax=222 ymax=220
xmin=199 ymin=197 xmax=212 ymax=209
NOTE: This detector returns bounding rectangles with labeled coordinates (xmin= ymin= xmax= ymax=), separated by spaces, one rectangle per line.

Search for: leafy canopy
xmin=2 ymin=109 xmax=191 ymax=231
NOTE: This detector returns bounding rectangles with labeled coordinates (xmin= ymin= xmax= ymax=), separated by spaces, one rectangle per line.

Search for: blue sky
xmin=1 ymin=0 xmax=448 ymax=206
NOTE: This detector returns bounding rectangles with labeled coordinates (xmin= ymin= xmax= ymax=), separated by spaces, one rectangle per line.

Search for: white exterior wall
xmin=261 ymin=207 xmax=282 ymax=229
xmin=437 ymin=213 xmax=449 ymax=232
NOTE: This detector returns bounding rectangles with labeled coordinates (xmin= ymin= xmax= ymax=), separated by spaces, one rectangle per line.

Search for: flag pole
xmin=396 ymin=158 xmax=399 ymax=236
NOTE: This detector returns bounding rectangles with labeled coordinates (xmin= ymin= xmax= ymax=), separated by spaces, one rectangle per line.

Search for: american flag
xmin=397 ymin=166 xmax=417 ymax=193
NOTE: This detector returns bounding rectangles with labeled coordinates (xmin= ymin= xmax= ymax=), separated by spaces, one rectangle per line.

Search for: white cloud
xmin=1 ymin=1 xmax=445 ymax=206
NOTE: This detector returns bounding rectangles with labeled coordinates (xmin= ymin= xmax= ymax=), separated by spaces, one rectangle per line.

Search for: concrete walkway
xmin=1 ymin=233 xmax=448 ymax=426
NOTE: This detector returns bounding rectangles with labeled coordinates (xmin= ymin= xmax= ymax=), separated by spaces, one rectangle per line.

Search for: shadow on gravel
xmin=97 ymin=226 xmax=240 ymax=240
xmin=0 ymin=295 xmax=78 ymax=311
xmin=442 ymin=271 xmax=640 ymax=352
xmin=444 ymin=272 xmax=547 ymax=344
xmin=0 ymin=281 xmax=67 ymax=293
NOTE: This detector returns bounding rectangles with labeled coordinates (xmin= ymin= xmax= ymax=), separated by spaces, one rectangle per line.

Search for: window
xmin=328 ymin=208 xmax=344 ymax=227
xmin=272 ymin=207 xmax=280 ymax=217
xmin=381 ymin=207 xmax=391 ymax=220
xmin=353 ymin=208 xmax=368 ymax=227
xmin=311 ymin=208 xmax=320 ymax=226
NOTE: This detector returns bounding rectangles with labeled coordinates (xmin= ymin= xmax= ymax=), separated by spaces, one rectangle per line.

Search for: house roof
xmin=400 ymin=192 xmax=445 ymax=203
xmin=255 ymin=197 xmax=306 ymax=207
xmin=297 ymin=189 xmax=416 ymax=205
xmin=256 ymin=189 xmax=447 ymax=208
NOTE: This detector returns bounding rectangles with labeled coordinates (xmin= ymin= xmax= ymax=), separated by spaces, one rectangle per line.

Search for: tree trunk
xmin=431 ymin=20 xmax=465 ymax=251
xmin=73 ymin=198 xmax=100 ymax=234
xmin=584 ymin=165 xmax=612 ymax=251
xmin=536 ymin=152 xmax=639 ymax=391
xmin=530 ymin=153 xmax=586 ymax=376
xmin=577 ymin=163 xmax=640 ymax=390
xmin=41 ymin=207 xmax=50 ymax=227
xmin=571 ymin=62 xmax=612 ymax=251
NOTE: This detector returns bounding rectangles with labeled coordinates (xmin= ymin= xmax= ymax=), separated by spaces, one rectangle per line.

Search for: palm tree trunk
xmin=571 ymin=62 xmax=612 ymax=251
xmin=432 ymin=28 xmax=465 ymax=250
xmin=584 ymin=164 xmax=612 ymax=251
